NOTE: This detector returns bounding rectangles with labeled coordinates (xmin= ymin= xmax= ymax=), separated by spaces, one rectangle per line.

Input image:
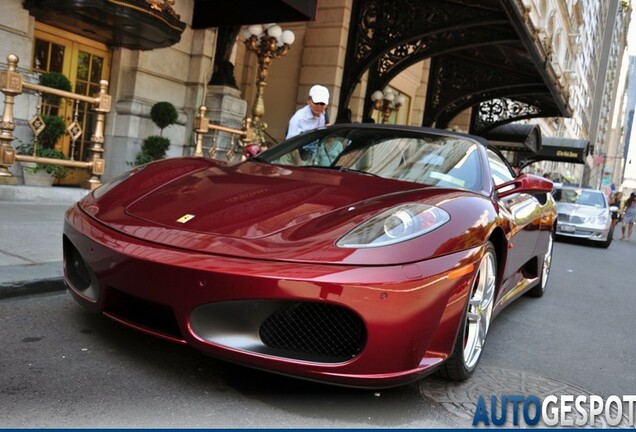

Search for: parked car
xmin=552 ymin=185 xmax=615 ymax=248
xmin=63 ymin=124 xmax=556 ymax=388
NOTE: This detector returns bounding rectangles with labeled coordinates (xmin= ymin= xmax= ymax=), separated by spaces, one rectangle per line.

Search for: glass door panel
xmin=73 ymin=50 xmax=106 ymax=161
xmin=32 ymin=23 xmax=110 ymax=184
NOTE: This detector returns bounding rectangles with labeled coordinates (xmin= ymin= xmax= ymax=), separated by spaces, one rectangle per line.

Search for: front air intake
xmin=259 ymin=302 xmax=366 ymax=361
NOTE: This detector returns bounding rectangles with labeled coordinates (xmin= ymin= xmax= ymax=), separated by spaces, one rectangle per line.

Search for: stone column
xmin=204 ymin=85 xmax=247 ymax=161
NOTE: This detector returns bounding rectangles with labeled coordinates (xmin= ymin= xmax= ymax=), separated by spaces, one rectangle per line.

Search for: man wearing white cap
xmin=286 ymin=84 xmax=330 ymax=139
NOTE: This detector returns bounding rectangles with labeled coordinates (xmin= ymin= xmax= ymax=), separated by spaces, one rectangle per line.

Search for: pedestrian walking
xmin=286 ymin=84 xmax=329 ymax=139
xmin=620 ymin=192 xmax=636 ymax=241
xmin=608 ymin=191 xmax=623 ymax=229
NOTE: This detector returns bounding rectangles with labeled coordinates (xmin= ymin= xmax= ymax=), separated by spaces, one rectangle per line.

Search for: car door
xmin=487 ymin=148 xmax=544 ymax=286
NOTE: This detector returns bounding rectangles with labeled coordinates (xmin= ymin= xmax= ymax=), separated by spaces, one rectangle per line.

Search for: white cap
xmin=308 ymin=85 xmax=329 ymax=104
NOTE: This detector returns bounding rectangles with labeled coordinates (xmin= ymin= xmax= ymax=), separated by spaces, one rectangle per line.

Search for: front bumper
xmin=63 ymin=204 xmax=482 ymax=388
xmin=556 ymin=220 xmax=611 ymax=242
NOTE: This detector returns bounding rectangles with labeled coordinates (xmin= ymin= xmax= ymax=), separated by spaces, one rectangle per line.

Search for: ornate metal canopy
xmin=23 ymin=0 xmax=186 ymax=50
xmin=338 ymin=0 xmax=571 ymax=131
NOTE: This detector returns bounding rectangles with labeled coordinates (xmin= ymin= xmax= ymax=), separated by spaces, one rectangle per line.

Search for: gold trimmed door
xmin=32 ymin=23 xmax=111 ymax=184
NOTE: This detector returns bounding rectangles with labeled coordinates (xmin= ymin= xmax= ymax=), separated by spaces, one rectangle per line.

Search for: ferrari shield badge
xmin=177 ymin=214 xmax=195 ymax=224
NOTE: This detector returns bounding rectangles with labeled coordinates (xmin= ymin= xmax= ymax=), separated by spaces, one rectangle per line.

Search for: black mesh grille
xmin=259 ymin=302 xmax=366 ymax=361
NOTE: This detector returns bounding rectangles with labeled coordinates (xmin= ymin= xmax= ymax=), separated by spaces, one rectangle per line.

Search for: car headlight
xmin=336 ymin=203 xmax=450 ymax=248
xmin=584 ymin=215 xmax=609 ymax=225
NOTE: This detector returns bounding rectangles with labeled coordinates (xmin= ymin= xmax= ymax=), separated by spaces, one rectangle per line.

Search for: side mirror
xmin=609 ymin=205 xmax=619 ymax=212
xmin=495 ymin=173 xmax=553 ymax=199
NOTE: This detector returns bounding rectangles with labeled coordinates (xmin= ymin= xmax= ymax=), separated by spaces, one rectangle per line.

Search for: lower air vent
xmin=259 ymin=302 xmax=366 ymax=361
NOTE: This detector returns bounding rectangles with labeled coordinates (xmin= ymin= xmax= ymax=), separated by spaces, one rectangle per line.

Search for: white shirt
xmin=286 ymin=105 xmax=326 ymax=139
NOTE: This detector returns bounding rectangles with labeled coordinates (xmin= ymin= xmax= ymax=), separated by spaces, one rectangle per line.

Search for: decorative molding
xmin=473 ymin=98 xmax=541 ymax=132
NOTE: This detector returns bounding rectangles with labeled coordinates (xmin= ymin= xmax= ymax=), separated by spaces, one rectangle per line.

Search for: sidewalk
xmin=0 ymin=184 xmax=89 ymax=299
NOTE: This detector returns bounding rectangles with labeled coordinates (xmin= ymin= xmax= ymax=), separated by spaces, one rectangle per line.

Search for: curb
xmin=0 ymin=278 xmax=66 ymax=300
xmin=0 ymin=184 xmax=89 ymax=204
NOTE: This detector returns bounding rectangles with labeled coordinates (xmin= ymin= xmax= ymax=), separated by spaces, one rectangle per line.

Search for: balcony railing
xmin=0 ymin=54 xmax=111 ymax=190
xmin=192 ymin=105 xmax=247 ymax=161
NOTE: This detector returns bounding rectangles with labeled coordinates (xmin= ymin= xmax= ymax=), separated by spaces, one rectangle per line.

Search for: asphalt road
xmin=481 ymin=234 xmax=636 ymax=397
xmin=1 ymin=234 xmax=635 ymax=428
xmin=0 ymin=293 xmax=461 ymax=428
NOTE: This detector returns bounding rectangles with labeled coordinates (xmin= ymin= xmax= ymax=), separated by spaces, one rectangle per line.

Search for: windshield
xmin=257 ymin=127 xmax=483 ymax=191
xmin=552 ymin=188 xmax=607 ymax=208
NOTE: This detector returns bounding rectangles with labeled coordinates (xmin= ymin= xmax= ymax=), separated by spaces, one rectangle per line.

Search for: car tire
xmin=597 ymin=227 xmax=613 ymax=249
xmin=526 ymin=230 xmax=554 ymax=298
xmin=439 ymin=241 xmax=497 ymax=381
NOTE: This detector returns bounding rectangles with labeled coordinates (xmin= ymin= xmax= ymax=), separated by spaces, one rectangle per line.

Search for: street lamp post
xmin=371 ymin=89 xmax=406 ymax=124
xmin=243 ymin=23 xmax=295 ymax=146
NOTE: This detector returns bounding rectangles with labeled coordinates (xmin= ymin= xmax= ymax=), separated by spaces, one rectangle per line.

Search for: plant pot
xmin=56 ymin=166 xmax=89 ymax=186
xmin=21 ymin=161 xmax=54 ymax=187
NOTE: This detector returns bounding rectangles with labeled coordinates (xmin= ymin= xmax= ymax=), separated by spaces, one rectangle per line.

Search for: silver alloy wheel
xmin=463 ymin=249 xmax=496 ymax=370
xmin=541 ymin=234 xmax=554 ymax=289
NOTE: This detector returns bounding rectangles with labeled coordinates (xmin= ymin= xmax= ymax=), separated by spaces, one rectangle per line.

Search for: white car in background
xmin=552 ymin=185 xmax=616 ymax=248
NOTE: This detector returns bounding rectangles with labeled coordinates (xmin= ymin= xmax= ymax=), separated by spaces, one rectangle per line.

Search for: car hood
xmin=556 ymin=203 xmax=608 ymax=220
xmin=83 ymin=158 xmax=485 ymax=265
xmin=123 ymin=161 xmax=425 ymax=238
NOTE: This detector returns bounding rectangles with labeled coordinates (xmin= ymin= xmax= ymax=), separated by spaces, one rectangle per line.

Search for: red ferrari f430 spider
xmin=64 ymin=124 xmax=556 ymax=388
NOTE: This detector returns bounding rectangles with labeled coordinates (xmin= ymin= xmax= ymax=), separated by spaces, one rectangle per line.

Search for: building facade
xmin=583 ymin=0 xmax=631 ymax=191
xmin=0 ymin=0 xmax=631 ymax=189
xmin=622 ymin=55 xmax=636 ymax=192
xmin=531 ymin=0 xmax=631 ymax=189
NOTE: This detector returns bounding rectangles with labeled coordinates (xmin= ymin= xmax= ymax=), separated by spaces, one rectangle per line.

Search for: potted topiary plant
xmin=133 ymin=136 xmax=171 ymax=165
xmin=150 ymin=101 xmax=178 ymax=136
xmin=131 ymin=101 xmax=178 ymax=166
xmin=39 ymin=71 xmax=72 ymax=113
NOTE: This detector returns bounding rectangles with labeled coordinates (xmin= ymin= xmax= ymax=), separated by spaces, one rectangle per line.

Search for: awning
xmin=23 ymin=0 xmax=186 ymax=50
xmin=482 ymin=124 xmax=542 ymax=154
xmin=513 ymin=137 xmax=590 ymax=168
xmin=191 ymin=0 xmax=317 ymax=28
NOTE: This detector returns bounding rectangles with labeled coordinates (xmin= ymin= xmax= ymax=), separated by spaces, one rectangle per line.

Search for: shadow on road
xmin=68 ymin=299 xmax=450 ymax=427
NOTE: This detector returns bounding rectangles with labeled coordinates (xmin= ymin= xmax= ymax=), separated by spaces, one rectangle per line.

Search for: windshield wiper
xmin=337 ymin=166 xmax=381 ymax=177
xmin=293 ymin=164 xmax=381 ymax=177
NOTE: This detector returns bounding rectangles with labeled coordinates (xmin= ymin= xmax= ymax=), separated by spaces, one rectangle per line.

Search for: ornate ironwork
xmin=67 ymin=100 xmax=83 ymax=161
xmin=363 ymin=26 xmax=518 ymax=116
xmin=193 ymin=105 xmax=247 ymax=162
xmin=377 ymin=26 xmax=516 ymax=81
xmin=338 ymin=0 xmax=571 ymax=126
xmin=339 ymin=0 xmax=507 ymax=113
xmin=0 ymin=54 xmax=21 ymax=183
xmin=474 ymin=98 xmax=541 ymax=130
xmin=28 ymin=95 xmax=46 ymax=145
xmin=423 ymin=53 xmax=547 ymax=128
xmin=0 ymin=54 xmax=111 ymax=188
xmin=27 ymin=94 xmax=45 ymax=156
